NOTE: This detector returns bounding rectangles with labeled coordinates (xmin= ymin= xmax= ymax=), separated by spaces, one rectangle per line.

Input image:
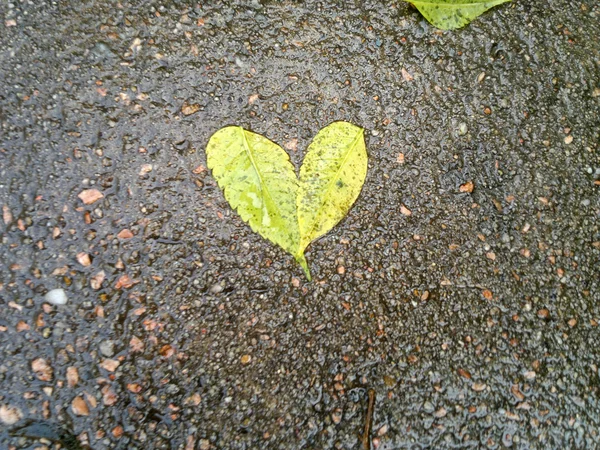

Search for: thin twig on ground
xmin=362 ymin=389 xmax=376 ymax=450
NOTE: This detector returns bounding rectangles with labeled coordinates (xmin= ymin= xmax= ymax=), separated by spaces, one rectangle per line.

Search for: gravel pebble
xmin=44 ymin=289 xmax=68 ymax=305
xmin=0 ymin=405 xmax=22 ymax=425
xmin=99 ymin=340 xmax=115 ymax=357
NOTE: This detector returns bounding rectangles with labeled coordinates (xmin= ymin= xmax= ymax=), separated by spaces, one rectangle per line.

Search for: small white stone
xmin=0 ymin=404 xmax=22 ymax=425
xmin=139 ymin=164 xmax=153 ymax=175
xmin=45 ymin=289 xmax=68 ymax=305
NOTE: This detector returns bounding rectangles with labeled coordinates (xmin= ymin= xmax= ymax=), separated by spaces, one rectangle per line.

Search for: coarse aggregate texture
xmin=0 ymin=0 xmax=599 ymax=449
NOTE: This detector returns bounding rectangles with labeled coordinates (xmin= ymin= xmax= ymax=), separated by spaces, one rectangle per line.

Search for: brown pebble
xmin=84 ymin=392 xmax=97 ymax=408
xmin=67 ymin=367 xmax=79 ymax=387
xmin=160 ymin=345 xmax=175 ymax=358
xmin=181 ymin=102 xmax=200 ymax=116
xmin=537 ymin=309 xmax=549 ymax=319
xmin=241 ymin=354 xmax=251 ymax=364
xmin=284 ymin=139 xmax=298 ymax=152
xmin=511 ymin=384 xmax=525 ymax=401
xmin=2 ymin=205 xmax=13 ymax=225
xmin=129 ymin=336 xmax=144 ymax=353
xmin=117 ymin=229 xmax=134 ymax=239
xmin=401 ymin=68 xmax=414 ymax=81
xmin=484 ymin=107 xmax=492 ymax=115
xmin=337 ymin=266 xmax=345 ymax=275
xmin=568 ymin=318 xmax=577 ymax=327
xmin=78 ymin=189 xmax=104 ymax=205
xmin=90 ymin=271 xmax=105 ymax=290
xmin=192 ymin=164 xmax=206 ymax=174
xmin=31 ymin=358 xmax=53 ymax=381
xmin=115 ymin=274 xmax=139 ymax=290
xmin=102 ymin=387 xmax=118 ymax=406
xmin=71 ymin=396 xmax=89 ymax=416
xmin=459 ymin=181 xmax=474 ymax=193
xmin=76 ymin=252 xmax=92 ymax=267
xmin=472 ymin=383 xmax=487 ymax=392
xmin=100 ymin=359 xmax=120 ymax=372
xmin=16 ymin=321 xmax=30 ymax=332
xmin=400 ymin=205 xmax=412 ymax=216
xmin=457 ymin=368 xmax=472 ymax=379
xmin=127 ymin=383 xmax=142 ymax=393
xmin=112 ymin=425 xmax=124 ymax=438
xmin=9 ymin=301 xmax=23 ymax=311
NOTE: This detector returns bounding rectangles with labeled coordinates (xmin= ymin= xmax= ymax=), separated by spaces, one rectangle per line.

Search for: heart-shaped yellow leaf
xmin=205 ymin=122 xmax=368 ymax=280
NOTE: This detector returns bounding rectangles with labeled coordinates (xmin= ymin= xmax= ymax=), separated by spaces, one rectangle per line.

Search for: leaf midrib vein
xmin=239 ymin=127 xmax=289 ymax=233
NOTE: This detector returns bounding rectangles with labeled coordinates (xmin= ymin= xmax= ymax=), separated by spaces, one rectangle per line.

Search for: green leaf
xmin=206 ymin=125 xmax=300 ymax=259
xmin=404 ymin=0 xmax=511 ymax=30
xmin=296 ymin=122 xmax=368 ymax=271
xmin=205 ymin=122 xmax=368 ymax=281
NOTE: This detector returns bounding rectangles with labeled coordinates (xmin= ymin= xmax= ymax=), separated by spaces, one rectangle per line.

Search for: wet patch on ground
xmin=1 ymin=0 xmax=599 ymax=448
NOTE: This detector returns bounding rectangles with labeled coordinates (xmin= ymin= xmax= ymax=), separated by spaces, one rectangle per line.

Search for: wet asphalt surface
xmin=1 ymin=0 xmax=599 ymax=449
